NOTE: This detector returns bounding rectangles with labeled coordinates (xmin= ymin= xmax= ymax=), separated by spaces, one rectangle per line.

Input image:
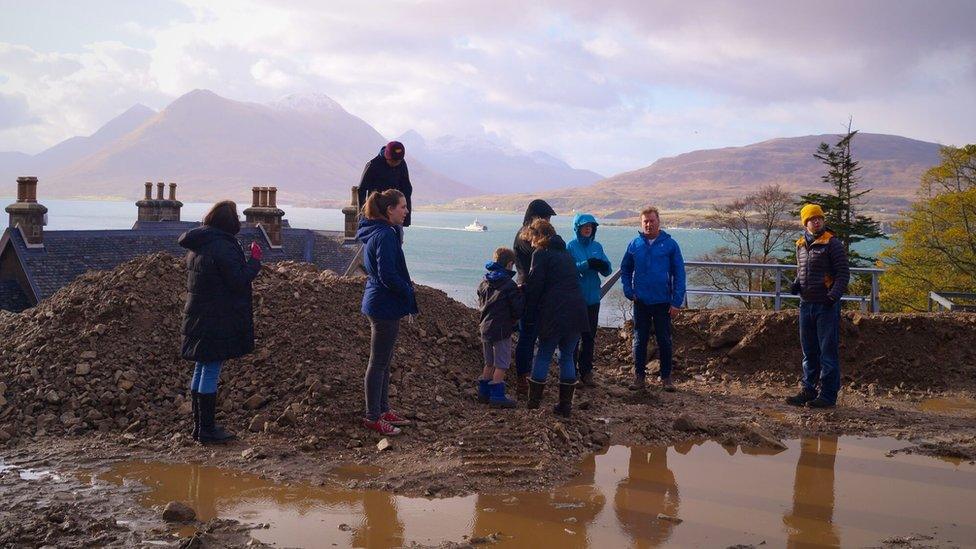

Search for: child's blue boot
xmin=488 ymin=381 xmax=517 ymax=409
xmin=477 ymin=379 xmax=490 ymax=403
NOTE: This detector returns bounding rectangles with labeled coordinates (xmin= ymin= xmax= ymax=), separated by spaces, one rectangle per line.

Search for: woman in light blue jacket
xmin=567 ymin=213 xmax=612 ymax=386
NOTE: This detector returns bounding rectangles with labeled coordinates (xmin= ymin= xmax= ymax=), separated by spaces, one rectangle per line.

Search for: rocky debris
xmin=162 ymin=500 xmax=196 ymax=522
xmin=377 ymin=438 xmax=392 ymax=451
xmin=656 ymin=513 xmax=683 ymax=523
xmin=241 ymin=447 xmax=266 ymax=461
xmin=673 ymin=413 xmax=709 ymax=433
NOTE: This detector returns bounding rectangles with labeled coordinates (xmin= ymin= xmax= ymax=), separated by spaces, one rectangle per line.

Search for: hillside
xmin=442 ymin=133 xmax=944 ymax=216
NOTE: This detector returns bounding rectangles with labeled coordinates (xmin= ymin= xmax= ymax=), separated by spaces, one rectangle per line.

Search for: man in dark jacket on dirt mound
xmin=786 ymin=204 xmax=849 ymax=409
xmin=512 ymin=199 xmax=557 ymax=398
xmin=358 ymin=141 xmax=413 ymax=227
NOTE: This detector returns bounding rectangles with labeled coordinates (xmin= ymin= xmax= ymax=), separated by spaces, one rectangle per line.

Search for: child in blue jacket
xmin=567 ymin=213 xmax=611 ymax=386
xmin=476 ymin=247 xmax=523 ymax=408
xmin=620 ymin=206 xmax=686 ymax=391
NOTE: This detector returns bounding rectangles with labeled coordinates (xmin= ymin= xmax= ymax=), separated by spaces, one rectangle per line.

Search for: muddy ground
xmin=1 ymin=255 xmax=974 ymax=547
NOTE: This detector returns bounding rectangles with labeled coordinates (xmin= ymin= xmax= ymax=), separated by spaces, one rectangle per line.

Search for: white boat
xmin=464 ymin=219 xmax=488 ymax=232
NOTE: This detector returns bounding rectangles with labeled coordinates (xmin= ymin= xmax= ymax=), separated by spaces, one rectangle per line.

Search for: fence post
xmin=871 ymin=271 xmax=880 ymax=313
xmin=773 ymin=267 xmax=782 ymax=311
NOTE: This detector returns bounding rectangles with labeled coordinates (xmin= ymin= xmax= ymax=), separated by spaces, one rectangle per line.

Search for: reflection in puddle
xmin=93 ymin=437 xmax=976 ymax=548
xmin=919 ymin=397 xmax=976 ymax=414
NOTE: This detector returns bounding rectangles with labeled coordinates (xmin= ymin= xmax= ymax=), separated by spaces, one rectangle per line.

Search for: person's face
xmin=580 ymin=224 xmax=594 ymax=238
xmin=641 ymin=213 xmax=660 ymax=237
xmin=387 ymin=197 xmax=408 ymax=225
xmin=804 ymin=216 xmax=825 ymax=234
xmin=385 ymin=157 xmax=402 ymax=168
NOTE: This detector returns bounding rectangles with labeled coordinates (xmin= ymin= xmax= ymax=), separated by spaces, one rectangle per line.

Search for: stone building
xmin=0 ymin=177 xmax=362 ymax=312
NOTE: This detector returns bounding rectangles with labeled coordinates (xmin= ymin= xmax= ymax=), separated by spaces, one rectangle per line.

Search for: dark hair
xmin=203 ymin=200 xmax=241 ymax=235
xmin=363 ymin=189 xmax=405 ymax=221
xmin=493 ymin=247 xmax=516 ymax=268
xmin=523 ymin=218 xmax=556 ymax=249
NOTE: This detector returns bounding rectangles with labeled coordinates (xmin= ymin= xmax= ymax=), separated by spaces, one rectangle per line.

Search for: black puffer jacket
xmin=179 ymin=226 xmax=261 ymax=362
xmin=477 ymin=262 xmax=524 ymax=343
xmin=358 ymin=146 xmax=414 ymax=226
xmin=513 ymin=199 xmax=557 ymax=285
xmin=523 ymin=235 xmax=590 ymax=339
xmin=792 ymin=229 xmax=850 ymax=304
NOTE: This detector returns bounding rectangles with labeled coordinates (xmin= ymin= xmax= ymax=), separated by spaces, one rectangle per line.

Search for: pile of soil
xmin=598 ymin=309 xmax=976 ymax=389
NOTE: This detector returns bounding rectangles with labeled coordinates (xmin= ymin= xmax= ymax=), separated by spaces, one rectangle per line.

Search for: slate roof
xmin=0 ymin=225 xmax=358 ymax=311
xmin=0 ymin=279 xmax=30 ymax=312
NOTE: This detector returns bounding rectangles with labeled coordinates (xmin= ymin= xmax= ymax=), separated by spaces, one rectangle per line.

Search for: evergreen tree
xmin=790 ymin=122 xmax=885 ymax=266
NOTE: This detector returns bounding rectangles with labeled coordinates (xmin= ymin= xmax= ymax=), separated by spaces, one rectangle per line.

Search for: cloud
xmin=0 ymin=0 xmax=973 ymax=175
xmin=0 ymin=92 xmax=38 ymax=129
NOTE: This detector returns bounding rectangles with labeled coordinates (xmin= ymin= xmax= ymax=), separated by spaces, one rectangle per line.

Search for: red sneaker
xmin=380 ymin=411 xmax=411 ymax=426
xmin=363 ymin=418 xmax=401 ymax=436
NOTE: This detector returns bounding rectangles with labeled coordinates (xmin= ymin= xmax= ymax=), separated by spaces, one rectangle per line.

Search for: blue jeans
xmin=531 ymin=333 xmax=581 ymax=384
xmin=190 ymin=361 xmax=222 ymax=394
xmin=514 ymin=319 xmax=538 ymax=376
xmin=633 ymin=301 xmax=673 ymax=379
xmin=799 ymin=301 xmax=841 ymax=404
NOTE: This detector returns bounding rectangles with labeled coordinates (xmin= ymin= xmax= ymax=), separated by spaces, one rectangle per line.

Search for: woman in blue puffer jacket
xmin=567 ymin=213 xmax=612 ymax=386
xmin=356 ymin=189 xmax=418 ymax=437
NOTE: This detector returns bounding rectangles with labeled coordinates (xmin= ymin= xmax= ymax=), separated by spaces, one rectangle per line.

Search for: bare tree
xmin=695 ymin=184 xmax=795 ymax=308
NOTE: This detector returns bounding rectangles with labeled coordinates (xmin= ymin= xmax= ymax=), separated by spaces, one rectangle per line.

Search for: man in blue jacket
xmin=567 ymin=213 xmax=612 ymax=387
xmin=620 ymin=206 xmax=686 ymax=392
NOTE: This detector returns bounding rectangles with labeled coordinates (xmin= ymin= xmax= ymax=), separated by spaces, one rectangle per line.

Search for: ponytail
xmin=362 ymin=189 xmax=405 ymax=221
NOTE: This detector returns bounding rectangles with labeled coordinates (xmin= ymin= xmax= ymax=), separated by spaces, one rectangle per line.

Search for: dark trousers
xmin=799 ymin=301 xmax=841 ymax=404
xmin=575 ymin=303 xmax=601 ymax=377
xmin=364 ymin=316 xmax=400 ymax=421
xmin=514 ymin=319 xmax=538 ymax=376
xmin=633 ymin=301 xmax=673 ymax=379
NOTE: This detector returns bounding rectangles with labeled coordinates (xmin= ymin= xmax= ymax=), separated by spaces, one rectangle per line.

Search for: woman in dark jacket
xmin=522 ymin=218 xmax=590 ymax=417
xmin=356 ymin=189 xmax=418 ymax=436
xmin=179 ymin=200 xmax=262 ymax=443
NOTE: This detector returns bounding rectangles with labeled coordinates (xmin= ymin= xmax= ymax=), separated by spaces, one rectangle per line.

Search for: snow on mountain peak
xmin=270 ymin=93 xmax=344 ymax=114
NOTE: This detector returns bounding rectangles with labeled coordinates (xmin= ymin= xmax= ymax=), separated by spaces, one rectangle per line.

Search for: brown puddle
xmin=92 ymin=437 xmax=976 ymax=548
xmin=919 ymin=396 xmax=976 ymax=415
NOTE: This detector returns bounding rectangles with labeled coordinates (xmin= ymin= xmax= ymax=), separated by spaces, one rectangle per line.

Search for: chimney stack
xmin=342 ymin=185 xmax=360 ymax=241
xmin=137 ymin=180 xmax=182 ymax=222
xmin=243 ymin=185 xmax=285 ymax=248
xmin=6 ymin=176 xmax=48 ymax=246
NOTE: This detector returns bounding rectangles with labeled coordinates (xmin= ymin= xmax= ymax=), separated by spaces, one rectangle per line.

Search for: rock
xmin=93 ymin=323 xmax=107 ymax=335
xmin=177 ymin=400 xmax=192 ymax=415
xmin=0 ymin=395 xmax=6 ymax=408
xmin=0 ymin=430 xmax=10 ymax=442
xmin=241 ymin=447 xmax=266 ymax=460
xmin=673 ymin=413 xmax=707 ymax=432
xmin=75 ymin=363 xmax=91 ymax=376
xmin=243 ymin=394 xmax=268 ymax=410
xmin=249 ymin=414 xmax=268 ymax=432
xmin=162 ymin=501 xmax=196 ymax=522
xmin=553 ymin=422 xmax=571 ymax=444
xmin=300 ymin=436 xmax=319 ymax=451
xmin=45 ymin=390 xmax=60 ymax=404
xmin=79 ymin=351 xmax=97 ymax=360
xmin=656 ymin=513 xmax=683 ymax=523
xmin=744 ymin=425 xmax=788 ymax=451
xmin=377 ymin=438 xmax=392 ymax=451
xmin=0 ymin=381 xmax=5 ymax=394
xmin=277 ymin=407 xmax=297 ymax=425
xmin=338 ymin=523 xmax=353 ymax=532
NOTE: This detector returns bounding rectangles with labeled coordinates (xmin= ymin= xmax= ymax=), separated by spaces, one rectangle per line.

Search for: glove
xmin=790 ymin=280 xmax=800 ymax=295
xmin=250 ymin=241 xmax=263 ymax=260
xmin=586 ymin=258 xmax=607 ymax=271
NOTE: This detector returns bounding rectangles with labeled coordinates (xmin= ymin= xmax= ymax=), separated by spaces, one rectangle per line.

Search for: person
xmin=786 ymin=204 xmax=850 ymax=409
xmin=567 ymin=213 xmax=612 ymax=387
xmin=512 ymin=199 xmax=557 ymax=398
xmin=356 ymin=188 xmax=418 ymax=435
xmin=620 ymin=206 xmax=686 ymax=392
xmin=358 ymin=141 xmax=413 ymax=227
xmin=522 ymin=218 xmax=590 ymax=417
xmin=179 ymin=200 xmax=262 ymax=444
xmin=476 ymin=247 xmax=523 ymax=408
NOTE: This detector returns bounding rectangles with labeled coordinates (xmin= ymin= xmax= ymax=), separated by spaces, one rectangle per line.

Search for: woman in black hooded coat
xmin=178 ymin=200 xmax=262 ymax=443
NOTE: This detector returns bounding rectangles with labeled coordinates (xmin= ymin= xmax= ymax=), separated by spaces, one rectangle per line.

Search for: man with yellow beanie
xmin=786 ymin=204 xmax=850 ymax=409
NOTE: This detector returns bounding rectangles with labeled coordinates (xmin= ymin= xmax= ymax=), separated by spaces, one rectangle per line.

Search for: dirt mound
xmin=598 ymin=308 xmax=976 ymax=389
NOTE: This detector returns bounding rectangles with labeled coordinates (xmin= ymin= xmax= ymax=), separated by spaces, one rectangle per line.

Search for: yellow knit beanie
xmin=800 ymin=204 xmax=825 ymax=226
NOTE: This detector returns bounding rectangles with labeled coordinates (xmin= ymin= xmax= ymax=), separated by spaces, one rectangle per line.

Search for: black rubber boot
xmin=527 ymin=379 xmax=545 ymax=410
xmin=198 ymin=392 xmax=236 ymax=444
xmin=191 ymin=391 xmax=200 ymax=441
xmin=785 ymin=388 xmax=817 ymax=407
xmin=553 ymin=382 xmax=575 ymax=418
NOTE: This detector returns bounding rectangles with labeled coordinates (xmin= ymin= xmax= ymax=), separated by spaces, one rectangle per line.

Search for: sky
xmin=0 ymin=0 xmax=974 ymax=176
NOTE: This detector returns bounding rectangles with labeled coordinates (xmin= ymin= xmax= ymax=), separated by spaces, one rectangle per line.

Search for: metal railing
xmin=600 ymin=261 xmax=885 ymax=312
xmin=928 ymin=291 xmax=976 ymax=312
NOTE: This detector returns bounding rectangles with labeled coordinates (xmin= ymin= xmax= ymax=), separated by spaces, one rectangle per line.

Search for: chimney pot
xmin=156 ymin=182 xmax=164 ymax=200
xmin=168 ymin=182 xmax=177 ymax=201
xmin=144 ymin=182 xmax=152 ymax=200
xmin=251 ymin=187 xmax=260 ymax=208
xmin=269 ymin=187 xmax=277 ymax=208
